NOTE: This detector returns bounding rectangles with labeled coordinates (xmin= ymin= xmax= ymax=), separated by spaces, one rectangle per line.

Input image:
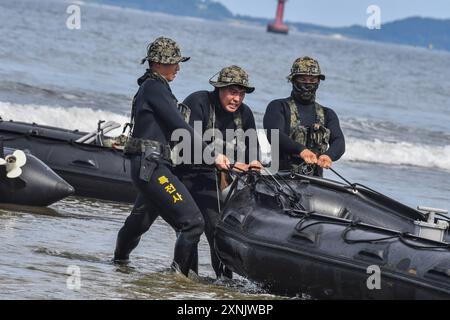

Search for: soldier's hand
xmin=248 ymin=160 xmax=263 ymax=171
xmin=215 ymin=154 xmax=231 ymax=170
xmin=299 ymin=149 xmax=318 ymax=165
xmin=317 ymin=155 xmax=332 ymax=169
xmin=233 ymin=162 xmax=249 ymax=172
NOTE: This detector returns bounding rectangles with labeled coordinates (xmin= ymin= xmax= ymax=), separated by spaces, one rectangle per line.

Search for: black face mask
xmin=292 ymin=82 xmax=319 ymax=103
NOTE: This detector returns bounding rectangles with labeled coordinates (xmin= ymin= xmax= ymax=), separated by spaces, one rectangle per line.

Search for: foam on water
xmin=0 ymin=101 xmax=128 ymax=136
xmin=2 ymin=101 xmax=450 ymax=172
xmin=344 ymin=138 xmax=450 ymax=171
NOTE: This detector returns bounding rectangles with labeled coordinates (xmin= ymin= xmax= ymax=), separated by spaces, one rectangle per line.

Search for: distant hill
xmin=292 ymin=17 xmax=450 ymax=52
xmin=93 ymin=1 xmax=450 ymax=52
xmin=95 ymin=0 xmax=233 ymax=20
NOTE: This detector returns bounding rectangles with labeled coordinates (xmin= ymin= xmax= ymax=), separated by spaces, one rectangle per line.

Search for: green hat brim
xmin=141 ymin=56 xmax=190 ymax=65
xmin=209 ymin=80 xmax=255 ymax=94
xmin=288 ymin=73 xmax=326 ymax=81
xmin=178 ymin=56 xmax=190 ymax=63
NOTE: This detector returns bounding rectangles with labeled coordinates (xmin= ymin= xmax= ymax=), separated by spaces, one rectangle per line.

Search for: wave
xmin=344 ymin=138 xmax=450 ymax=171
xmin=342 ymin=117 xmax=450 ymax=146
xmin=0 ymin=81 xmax=58 ymax=96
xmin=0 ymin=102 xmax=128 ymax=136
xmin=1 ymin=102 xmax=449 ymax=171
xmin=0 ymin=81 xmax=131 ymax=113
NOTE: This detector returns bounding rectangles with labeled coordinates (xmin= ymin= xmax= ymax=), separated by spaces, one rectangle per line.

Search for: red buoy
xmin=267 ymin=0 xmax=289 ymax=34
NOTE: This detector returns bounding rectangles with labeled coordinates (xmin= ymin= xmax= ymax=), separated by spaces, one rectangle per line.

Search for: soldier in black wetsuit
xmin=175 ymin=65 xmax=262 ymax=278
xmin=263 ymin=57 xmax=345 ymax=176
xmin=113 ymin=37 xmax=230 ymax=276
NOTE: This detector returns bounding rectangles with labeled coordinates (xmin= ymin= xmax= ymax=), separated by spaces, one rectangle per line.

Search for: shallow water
xmin=0 ymin=198 xmax=285 ymax=300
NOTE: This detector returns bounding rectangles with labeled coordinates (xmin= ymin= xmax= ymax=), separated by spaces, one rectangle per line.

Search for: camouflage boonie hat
xmin=209 ymin=65 xmax=255 ymax=93
xmin=288 ymin=56 xmax=325 ymax=81
xmin=141 ymin=36 xmax=190 ymax=65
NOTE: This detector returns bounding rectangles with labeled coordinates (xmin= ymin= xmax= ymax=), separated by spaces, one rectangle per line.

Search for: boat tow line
xmin=328 ymin=167 xmax=358 ymax=193
xmin=291 ymin=208 xmax=450 ymax=250
xmin=258 ymin=167 xmax=306 ymax=211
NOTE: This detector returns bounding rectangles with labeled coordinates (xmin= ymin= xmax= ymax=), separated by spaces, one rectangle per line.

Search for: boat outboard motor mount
xmin=415 ymin=206 xmax=449 ymax=243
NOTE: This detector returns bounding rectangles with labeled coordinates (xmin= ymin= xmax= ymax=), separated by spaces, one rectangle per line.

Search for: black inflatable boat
xmin=215 ymin=172 xmax=450 ymax=299
xmin=0 ymin=147 xmax=74 ymax=206
xmin=0 ymin=119 xmax=135 ymax=203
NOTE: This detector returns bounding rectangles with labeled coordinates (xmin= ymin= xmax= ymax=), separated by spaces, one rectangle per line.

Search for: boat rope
xmin=0 ymin=134 xmax=123 ymax=154
xmin=436 ymin=213 xmax=450 ymax=222
xmin=221 ymin=167 xmax=306 ymax=212
xmin=287 ymin=208 xmax=450 ymax=251
xmin=216 ymin=164 xmax=254 ymax=209
xmin=294 ymin=214 xmax=352 ymax=232
xmin=329 ymin=167 xmax=356 ymax=191
xmin=215 ymin=168 xmax=222 ymax=213
xmin=261 ymin=175 xmax=305 ymax=211
xmin=342 ymin=223 xmax=404 ymax=244
xmin=260 ymin=168 xmax=305 ymax=211
xmin=343 ymin=224 xmax=450 ymax=250
xmin=328 ymin=168 xmax=401 ymax=203
xmin=318 ymin=168 xmax=427 ymax=220
xmin=275 ymin=172 xmax=302 ymax=204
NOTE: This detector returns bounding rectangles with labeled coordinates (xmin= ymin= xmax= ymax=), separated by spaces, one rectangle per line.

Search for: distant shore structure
xmin=267 ymin=0 xmax=289 ymax=34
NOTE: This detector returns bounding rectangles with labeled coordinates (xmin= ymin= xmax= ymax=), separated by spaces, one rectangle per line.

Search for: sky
xmin=216 ymin=0 xmax=450 ymax=27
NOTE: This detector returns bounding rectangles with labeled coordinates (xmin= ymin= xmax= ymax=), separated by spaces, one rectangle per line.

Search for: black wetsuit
xmin=114 ymin=71 xmax=208 ymax=276
xmin=175 ymin=90 xmax=259 ymax=278
xmin=263 ymin=93 xmax=345 ymax=176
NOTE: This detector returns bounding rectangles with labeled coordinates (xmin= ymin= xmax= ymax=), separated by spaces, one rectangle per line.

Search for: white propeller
xmin=0 ymin=150 xmax=27 ymax=179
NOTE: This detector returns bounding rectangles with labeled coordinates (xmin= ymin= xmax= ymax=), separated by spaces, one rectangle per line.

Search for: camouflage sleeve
xmin=263 ymin=100 xmax=305 ymax=155
xmin=323 ymin=108 xmax=345 ymax=161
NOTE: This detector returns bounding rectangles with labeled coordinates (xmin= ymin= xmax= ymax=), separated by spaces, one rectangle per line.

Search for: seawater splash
xmin=2 ymin=102 xmax=450 ymax=171
xmin=344 ymin=138 xmax=450 ymax=171
xmin=0 ymin=101 xmax=129 ymax=136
